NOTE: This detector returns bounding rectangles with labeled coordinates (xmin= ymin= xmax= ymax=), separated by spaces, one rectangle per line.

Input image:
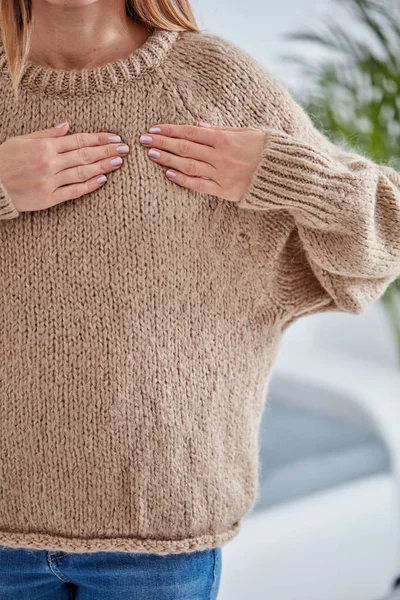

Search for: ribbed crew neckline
xmin=0 ymin=27 xmax=182 ymax=97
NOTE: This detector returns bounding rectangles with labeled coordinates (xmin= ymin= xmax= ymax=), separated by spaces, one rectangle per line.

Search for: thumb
xmin=23 ymin=120 xmax=70 ymax=139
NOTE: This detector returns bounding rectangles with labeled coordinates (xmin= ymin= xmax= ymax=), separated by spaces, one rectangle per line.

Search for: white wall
xmin=191 ymin=0 xmax=399 ymax=369
xmin=192 ymin=0 xmax=339 ymax=87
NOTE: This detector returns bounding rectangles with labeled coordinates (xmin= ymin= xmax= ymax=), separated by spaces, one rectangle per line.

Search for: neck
xmin=28 ymin=0 xmax=150 ymax=70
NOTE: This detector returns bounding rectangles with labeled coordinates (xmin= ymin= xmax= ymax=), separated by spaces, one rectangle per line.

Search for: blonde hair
xmin=0 ymin=0 xmax=199 ymax=97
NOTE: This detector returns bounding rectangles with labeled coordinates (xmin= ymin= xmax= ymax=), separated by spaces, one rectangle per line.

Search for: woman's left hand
xmin=138 ymin=121 xmax=267 ymax=203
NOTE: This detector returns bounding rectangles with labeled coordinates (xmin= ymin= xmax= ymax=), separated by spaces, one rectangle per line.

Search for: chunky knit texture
xmin=1 ymin=25 xmax=400 ymax=555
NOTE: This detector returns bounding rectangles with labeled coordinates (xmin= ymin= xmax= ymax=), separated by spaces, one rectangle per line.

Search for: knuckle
xmin=185 ymin=159 xmax=197 ymax=176
xmin=37 ymin=175 xmax=49 ymax=190
xmin=188 ymin=125 xmax=201 ymax=141
xmin=96 ymin=133 xmax=104 ymax=146
xmin=71 ymin=183 xmax=87 ymax=199
xmin=37 ymin=138 xmax=53 ymax=153
xmin=156 ymin=136 xmax=165 ymax=149
xmin=69 ymin=184 xmax=81 ymax=199
xmin=100 ymin=159 xmax=111 ymax=173
xmin=78 ymin=146 xmax=91 ymax=164
xmin=74 ymin=132 xmax=87 ymax=148
xmin=178 ymin=140 xmax=191 ymax=157
xmin=66 ymin=184 xmax=78 ymax=199
xmin=76 ymin=165 xmax=87 ymax=182
xmin=35 ymin=142 xmax=54 ymax=169
xmin=36 ymin=154 xmax=53 ymax=172
xmin=182 ymin=125 xmax=195 ymax=140
xmin=87 ymin=179 xmax=96 ymax=193
xmin=105 ymin=144 xmax=114 ymax=158
xmin=45 ymin=156 xmax=58 ymax=172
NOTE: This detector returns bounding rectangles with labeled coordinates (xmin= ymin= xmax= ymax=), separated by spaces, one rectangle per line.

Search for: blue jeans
xmin=0 ymin=545 xmax=222 ymax=599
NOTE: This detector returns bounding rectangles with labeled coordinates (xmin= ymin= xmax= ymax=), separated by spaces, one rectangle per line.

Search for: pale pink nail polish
xmin=117 ymin=145 xmax=130 ymax=154
xmin=198 ymin=121 xmax=212 ymax=127
xmin=140 ymin=135 xmax=153 ymax=144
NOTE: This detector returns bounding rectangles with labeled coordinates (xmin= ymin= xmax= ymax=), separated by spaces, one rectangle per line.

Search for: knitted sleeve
xmin=0 ymin=178 xmax=19 ymax=220
xmin=234 ymin=64 xmax=400 ymax=315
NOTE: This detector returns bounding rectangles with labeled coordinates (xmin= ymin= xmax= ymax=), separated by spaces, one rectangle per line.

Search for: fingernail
xmin=109 ymin=135 xmax=122 ymax=143
xmin=148 ymin=148 xmax=160 ymax=158
xmin=140 ymin=135 xmax=153 ymax=144
xmin=55 ymin=120 xmax=68 ymax=128
xmin=97 ymin=175 xmax=107 ymax=184
xmin=116 ymin=144 xmax=130 ymax=154
xmin=110 ymin=157 xmax=123 ymax=166
xmin=198 ymin=121 xmax=212 ymax=127
xmin=166 ymin=170 xmax=176 ymax=178
xmin=149 ymin=127 xmax=161 ymax=133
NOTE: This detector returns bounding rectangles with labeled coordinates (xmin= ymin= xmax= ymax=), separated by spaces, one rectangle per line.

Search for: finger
xmin=54 ymin=131 xmax=124 ymax=153
xmin=147 ymin=123 xmax=218 ymax=147
xmin=51 ymin=174 xmax=108 ymax=205
xmin=139 ymin=132 xmax=216 ymax=165
xmin=55 ymin=155 xmax=124 ymax=187
xmin=23 ymin=121 xmax=70 ymax=139
xmin=164 ymin=169 xmax=221 ymax=196
xmin=56 ymin=142 xmax=130 ymax=171
xmin=146 ymin=147 xmax=215 ymax=179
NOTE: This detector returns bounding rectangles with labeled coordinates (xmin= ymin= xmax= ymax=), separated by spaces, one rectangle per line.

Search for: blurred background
xmin=191 ymin=1 xmax=400 ymax=599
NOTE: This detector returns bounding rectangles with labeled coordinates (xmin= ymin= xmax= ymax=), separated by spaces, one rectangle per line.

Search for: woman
xmin=0 ymin=0 xmax=399 ymax=598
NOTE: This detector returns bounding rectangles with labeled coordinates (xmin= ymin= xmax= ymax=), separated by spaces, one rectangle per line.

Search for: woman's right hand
xmin=0 ymin=121 xmax=130 ymax=215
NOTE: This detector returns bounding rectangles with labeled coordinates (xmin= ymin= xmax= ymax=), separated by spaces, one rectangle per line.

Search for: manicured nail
xmin=149 ymin=127 xmax=161 ymax=133
xmin=97 ymin=175 xmax=107 ymax=184
xmin=110 ymin=157 xmax=123 ymax=166
xmin=198 ymin=121 xmax=212 ymax=127
xmin=166 ymin=170 xmax=176 ymax=178
xmin=55 ymin=120 xmax=68 ymax=128
xmin=148 ymin=148 xmax=160 ymax=158
xmin=140 ymin=135 xmax=153 ymax=144
xmin=116 ymin=144 xmax=130 ymax=154
xmin=109 ymin=135 xmax=122 ymax=143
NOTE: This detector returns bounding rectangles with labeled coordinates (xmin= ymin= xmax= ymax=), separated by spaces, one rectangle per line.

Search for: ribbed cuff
xmin=235 ymin=128 xmax=358 ymax=229
xmin=0 ymin=179 xmax=19 ymax=220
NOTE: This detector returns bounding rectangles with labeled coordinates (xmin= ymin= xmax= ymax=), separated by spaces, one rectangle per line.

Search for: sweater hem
xmin=0 ymin=521 xmax=241 ymax=555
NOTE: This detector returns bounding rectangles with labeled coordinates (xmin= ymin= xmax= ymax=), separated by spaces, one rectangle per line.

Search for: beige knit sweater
xmin=0 ymin=26 xmax=399 ymax=555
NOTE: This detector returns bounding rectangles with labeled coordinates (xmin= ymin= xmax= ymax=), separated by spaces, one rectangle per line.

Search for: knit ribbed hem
xmin=0 ymin=179 xmax=19 ymax=220
xmin=0 ymin=521 xmax=241 ymax=555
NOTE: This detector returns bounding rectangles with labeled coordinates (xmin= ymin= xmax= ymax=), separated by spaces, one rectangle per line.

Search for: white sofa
xmin=218 ymin=348 xmax=400 ymax=600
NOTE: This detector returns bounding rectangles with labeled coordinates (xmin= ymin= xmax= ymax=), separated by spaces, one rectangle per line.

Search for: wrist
xmin=0 ymin=175 xmax=20 ymax=220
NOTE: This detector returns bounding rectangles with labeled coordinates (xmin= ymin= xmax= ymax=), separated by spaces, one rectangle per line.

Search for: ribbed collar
xmin=0 ymin=27 xmax=181 ymax=97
